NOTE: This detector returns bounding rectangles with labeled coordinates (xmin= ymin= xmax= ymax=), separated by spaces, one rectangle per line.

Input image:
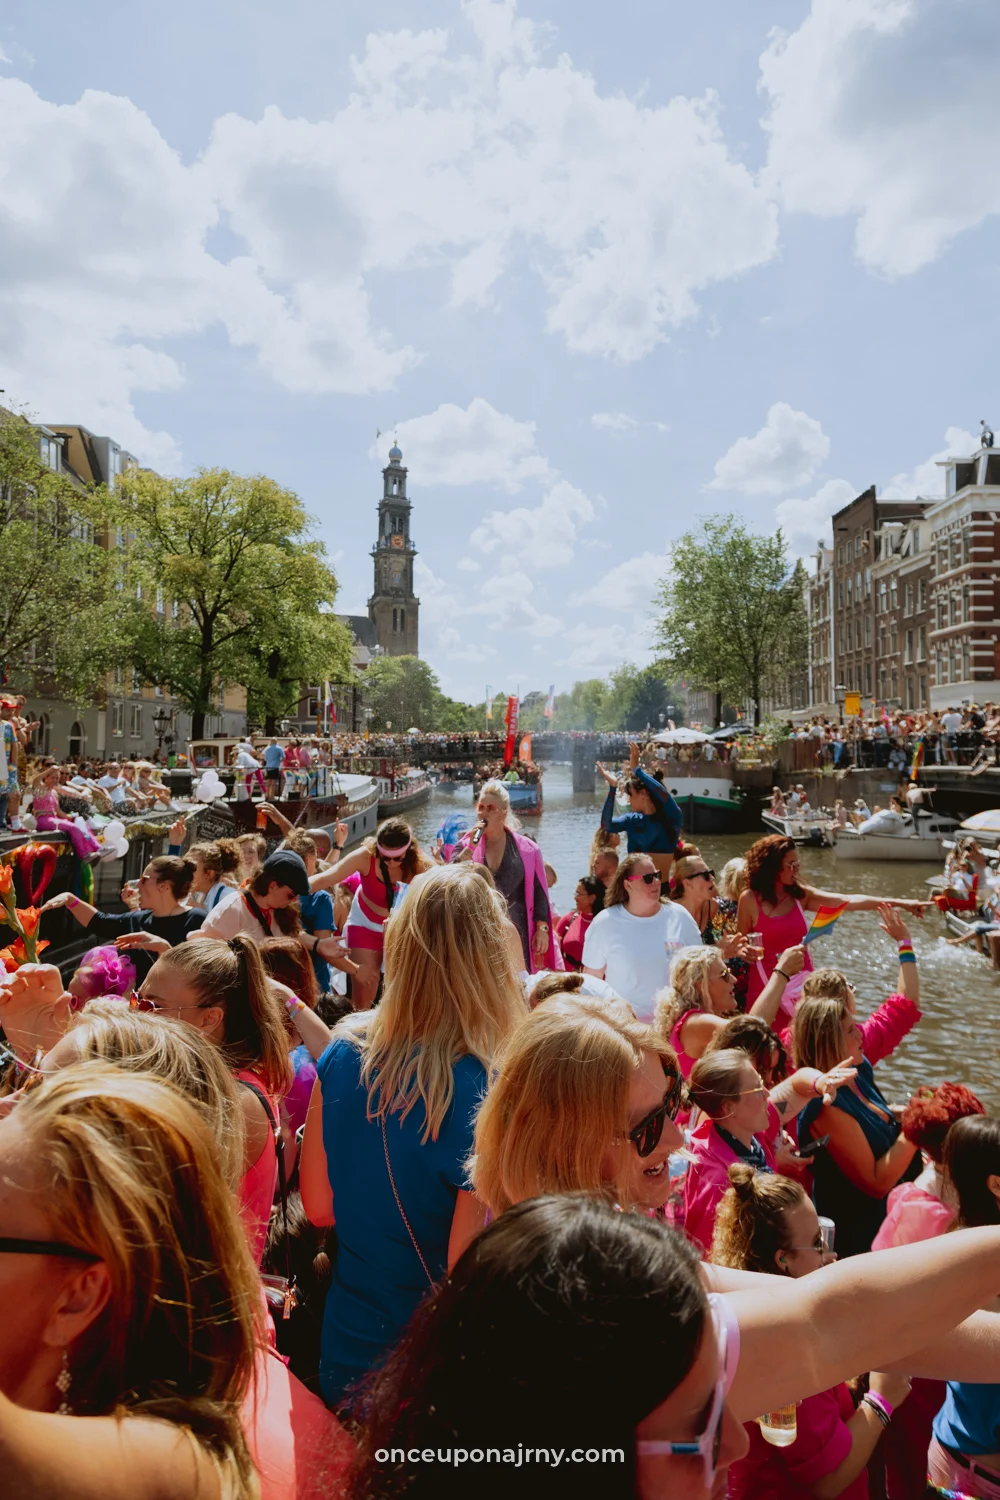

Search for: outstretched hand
xmin=877 ymin=903 xmax=911 ymax=945
xmin=0 ymin=963 xmax=72 ymax=1063
xmin=595 ymin=762 xmax=619 ymax=788
xmin=814 ymin=1056 xmax=858 ymax=1107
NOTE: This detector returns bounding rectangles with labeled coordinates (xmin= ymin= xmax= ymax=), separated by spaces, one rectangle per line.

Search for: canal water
xmin=408 ymin=763 xmax=1000 ymax=1109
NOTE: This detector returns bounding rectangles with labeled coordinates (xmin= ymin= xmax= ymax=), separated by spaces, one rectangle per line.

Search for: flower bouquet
xmin=0 ymin=863 xmax=48 ymax=969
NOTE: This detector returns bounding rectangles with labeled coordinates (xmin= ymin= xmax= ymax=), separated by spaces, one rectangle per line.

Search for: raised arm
xmin=747 ymin=944 xmax=806 ymax=1025
xmin=631 ymin=764 xmax=684 ymax=841
xmin=729 ymin=1226 xmax=1000 ymax=1421
xmin=803 ymin=885 xmax=932 ymax=918
xmin=38 ymin=891 xmax=97 ymax=927
xmin=876 ymin=904 xmax=919 ymax=1006
xmin=308 ymin=847 xmax=369 ymax=893
xmin=769 ymin=1058 xmax=857 ymax=1126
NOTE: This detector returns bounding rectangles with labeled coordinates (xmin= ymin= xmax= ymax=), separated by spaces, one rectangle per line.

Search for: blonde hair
xmin=15 ymin=1064 xmax=260 ymax=1497
xmin=718 ymin=857 xmax=748 ymax=901
xmin=64 ymin=1001 xmax=245 ymax=1189
xmin=687 ymin=1047 xmax=750 ymax=1119
xmin=352 ymin=864 xmax=525 ymax=1140
xmin=710 ymin=1161 xmax=806 ymax=1272
xmin=792 ymin=994 xmax=850 ymax=1074
xmin=653 ymin=945 xmax=723 ymax=1038
xmin=671 ymin=855 xmax=707 ymax=899
xmin=471 ymin=994 xmax=680 ymax=1215
xmin=800 ymin=967 xmax=853 ymax=1004
xmin=153 ymin=935 xmax=292 ymax=1097
xmin=479 ymin=777 xmax=522 ymax=831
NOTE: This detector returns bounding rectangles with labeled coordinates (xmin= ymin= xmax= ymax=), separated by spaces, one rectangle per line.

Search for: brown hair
xmin=706 ymin=1014 xmax=789 ymax=1085
xmin=792 ymin=995 xmax=850 ymax=1075
xmin=258 ymin=934 xmax=319 ymax=1011
xmin=605 ymin=852 xmax=657 ymax=909
xmin=800 ymin=967 xmax=853 ymax=1004
xmin=147 ymin=854 xmax=195 ymax=899
xmin=363 ymin=816 xmax=432 ymax=896
xmin=710 ymin=1161 xmax=807 ymax=1272
xmin=687 ymin=1047 xmax=751 ymax=1120
xmin=282 ymin=830 xmax=318 ymax=863
xmin=943 ymin=1116 xmax=1000 ymax=1228
xmin=745 ymin=834 xmax=803 ymax=904
xmin=530 ymin=972 xmax=585 ymax=1006
xmin=189 ymin=839 xmax=242 ymax=882
xmin=153 ymin=936 xmax=292 ymax=1097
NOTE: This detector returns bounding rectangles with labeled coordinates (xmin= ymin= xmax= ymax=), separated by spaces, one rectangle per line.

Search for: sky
xmin=1 ymin=0 xmax=998 ymax=703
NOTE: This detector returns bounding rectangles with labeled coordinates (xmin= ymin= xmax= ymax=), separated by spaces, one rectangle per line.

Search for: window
xmin=171 ymin=598 xmax=179 ymax=620
xmin=879 ymin=624 xmax=887 ymax=656
xmin=838 ymin=581 xmax=844 ymax=608
xmin=890 ymin=579 xmax=898 ymax=609
xmin=912 ymin=528 xmax=920 ymax=553
xmin=951 ymin=537 xmax=961 ymax=570
xmin=400 ymin=608 xmax=406 ymax=633
xmin=113 ymin=665 xmax=124 ymax=689
xmin=963 ymin=531 xmax=971 ymax=565
xmin=865 ymin=662 xmax=872 ymax=696
xmin=919 ymin=675 xmax=927 ymax=704
xmin=131 ymin=669 xmax=140 ymax=696
xmin=855 ymin=572 xmax=862 ymax=601
xmin=154 ymin=683 xmax=163 ymax=698
xmin=905 ymin=630 xmax=913 ymax=664
xmin=906 ymin=677 xmax=915 ymax=710
xmin=950 ymin=646 xmax=958 ymax=682
xmin=890 ymin=621 xmax=897 ymax=655
xmin=904 ymin=583 xmax=913 ymax=616
xmin=918 ymin=577 xmax=926 ymax=611
xmin=129 ymin=704 xmax=142 ymax=738
xmin=918 ymin=625 xmax=926 ymax=661
xmin=847 ymin=621 xmax=853 ymax=651
xmin=891 ymin=668 xmax=898 ymax=700
xmin=112 ymin=701 xmax=125 ymax=737
xmin=963 ymin=587 xmax=971 ymax=622
xmin=837 ymin=545 xmax=843 ymax=567
xmin=938 ymin=650 xmax=947 ymax=685
xmin=879 ymin=581 xmax=888 ymax=614
xmin=865 ymin=568 xmax=871 ymax=597
xmin=879 ymin=668 xmax=887 ymax=699
xmin=865 ymin=616 xmax=871 ymax=647
xmin=847 ymin=576 xmax=853 ymax=604
xmin=854 ymin=535 xmax=861 ymax=558
xmin=963 ymin=643 xmax=971 ymax=681
xmin=847 ymin=666 xmax=853 ymax=690
xmin=950 ymin=595 xmax=959 ymax=627
xmin=155 ymin=586 xmax=164 ymax=614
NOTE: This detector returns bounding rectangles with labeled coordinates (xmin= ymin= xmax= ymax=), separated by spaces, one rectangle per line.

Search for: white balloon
xmin=104 ymin=820 xmax=126 ymax=844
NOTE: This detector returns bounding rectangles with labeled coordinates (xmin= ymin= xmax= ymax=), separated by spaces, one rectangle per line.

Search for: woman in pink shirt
xmin=554 ymin=875 xmax=604 ymax=969
xmin=714 ymin=1164 xmax=913 ymax=1500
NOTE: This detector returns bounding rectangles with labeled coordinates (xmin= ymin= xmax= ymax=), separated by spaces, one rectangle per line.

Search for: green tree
xmin=601 ymin=663 xmax=686 ymax=731
xmin=0 ymin=408 xmax=126 ymax=703
xmin=114 ymin=466 xmax=349 ymax=738
xmin=550 ymin=678 xmax=607 ymax=730
xmin=363 ymin=656 xmax=442 ymax=731
xmin=655 ymin=514 xmax=805 ymax=726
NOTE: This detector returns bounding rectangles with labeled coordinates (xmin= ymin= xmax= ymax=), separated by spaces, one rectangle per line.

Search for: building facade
xmin=926 ymin=440 xmax=1000 ymax=709
xmin=368 ymin=443 xmax=419 ymax=656
xmin=806 ymin=544 xmax=835 ymax=715
xmin=871 ymin=517 xmax=931 ymax=712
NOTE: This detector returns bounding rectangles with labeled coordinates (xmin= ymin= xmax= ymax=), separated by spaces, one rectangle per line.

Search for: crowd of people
xmin=786 ymin=704 xmax=1000 ymax=772
xmin=1 ymin=736 xmax=999 ymax=1500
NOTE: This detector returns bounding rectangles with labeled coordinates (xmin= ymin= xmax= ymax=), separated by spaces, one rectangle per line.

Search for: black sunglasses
xmin=0 ymin=1236 xmax=99 ymax=1261
xmin=627 ymin=1069 xmax=685 ymax=1158
xmin=692 ymin=869 xmax=716 ymax=881
xmin=626 ymin=870 xmax=662 ymax=886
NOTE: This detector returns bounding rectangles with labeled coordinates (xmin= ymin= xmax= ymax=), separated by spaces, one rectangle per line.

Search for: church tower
xmin=368 ymin=442 xmax=420 ymax=656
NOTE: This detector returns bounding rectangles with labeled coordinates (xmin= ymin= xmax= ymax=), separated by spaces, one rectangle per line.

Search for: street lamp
xmin=152 ymin=706 xmax=172 ymax=758
xmin=834 ymin=683 xmax=847 ymax=726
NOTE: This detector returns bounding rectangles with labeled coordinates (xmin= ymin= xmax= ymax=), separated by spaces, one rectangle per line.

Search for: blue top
xmin=600 ymin=765 xmax=684 ymax=855
xmin=800 ymin=1057 xmax=919 ymax=1258
xmin=316 ymin=1035 xmax=487 ymax=1407
xmin=299 ymin=889 xmax=335 ymax=994
xmin=934 ymin=1381 xmax=1000 ymax=1457
xmin=262 ymin=743 xmax=284 ymax=771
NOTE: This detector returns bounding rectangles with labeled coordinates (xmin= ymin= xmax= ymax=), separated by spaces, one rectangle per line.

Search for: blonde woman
xmin=654 ymin=941 xmax=806 ymax=1079
xmin=456 ymin=779 xmax=558 ymax=972
xmin=299 ymin=863 xmax=525 ymax=1409
xmin=471 ymin=993 xmax=685 ymax=1218
xmin=0 ymin=1065 xmax=260 ymax=1500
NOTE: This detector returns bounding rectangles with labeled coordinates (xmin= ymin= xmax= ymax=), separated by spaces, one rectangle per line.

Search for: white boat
xmin=762 ymin=810 xmax=836 ymax=847
xmin=951 ymin=810 xmax=1000 ymax=850
xmin=834 ymin=810 xmax=960 ymax=861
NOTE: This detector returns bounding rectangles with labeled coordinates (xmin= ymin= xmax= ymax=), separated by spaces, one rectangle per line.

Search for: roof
xmin=337 ymin=614 xmax=379 ymax=650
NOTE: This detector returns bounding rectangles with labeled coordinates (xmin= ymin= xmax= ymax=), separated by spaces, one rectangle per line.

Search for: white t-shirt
xmin=234 ymin=749 xmax=261 ymax=770
xmin=197 ymin=891 xmax=271 ymax=941
xmin=942 ymin=713 xmax=962 ymax=734
xmin=582 ymin=902 xmax=702 ymax=1022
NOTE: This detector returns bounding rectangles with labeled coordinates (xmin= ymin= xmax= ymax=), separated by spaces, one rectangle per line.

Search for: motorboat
xmin=376 ymin=764 xmax=433 ymax=817
xmin=950 ymin=810 xmax=1000 ymax=850
xmin=761 ymin=810 xmax=836 ymax=847
xmin=834 ymin=809 xmax=960 ymax=861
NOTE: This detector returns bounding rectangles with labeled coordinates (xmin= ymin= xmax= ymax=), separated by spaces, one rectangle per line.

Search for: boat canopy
xmin=651 ymin=727 xmax=710 ymax=746
xmin=958 ymin=810 xmax=1000 ymax=836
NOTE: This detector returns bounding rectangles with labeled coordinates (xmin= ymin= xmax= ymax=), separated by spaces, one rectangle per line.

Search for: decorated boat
xmin=375 ymin=763 xmax=432 ymax=817
xmin=648 ymin=729 xmax=744 ymax=834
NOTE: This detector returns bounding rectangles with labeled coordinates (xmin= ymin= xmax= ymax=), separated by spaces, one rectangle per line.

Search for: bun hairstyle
xmin=800 ymin=967 xmax=853 ymax=1004
xmin=146 ymin=855 xmax=196 ymax=899
xmin=687 ymin=1047 xmax=749 ymax=1120
xmin=189 ymin=839 xmax=242 ymax=881
xmin=902 ymin=1082 xmax=985 ymax=1164
xmin=710 ymin=1161 xmax=807 ymax=1273
xmin=943 ymin=1115 xmax=1000 ymax=1228
xmin=154 ymin=935 xmax=292 ymax=1097
xmin=530 ymin=972 xmax=585 ymax=1007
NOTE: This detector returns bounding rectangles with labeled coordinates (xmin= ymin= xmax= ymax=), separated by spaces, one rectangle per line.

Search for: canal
xmin=408 ymin=764 xmax=1000 ymax=1109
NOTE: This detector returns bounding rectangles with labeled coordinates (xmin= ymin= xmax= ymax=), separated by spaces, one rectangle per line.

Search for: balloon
xmin=103 ymin=820 xmax=126 ymax=845
xmin=195 ymin=771 xmax=225 ymax=802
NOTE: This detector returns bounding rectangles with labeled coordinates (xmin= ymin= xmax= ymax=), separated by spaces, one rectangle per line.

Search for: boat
xmin=950 ymin=810 xmax=1000 ymax=850
xmin=431 ymin=764 xmax=475 ymax=794
xmin=376 ymin=764 xmax=432 ymax=817
xmin=649 ymin=728 xmax=745 ymax=834
xmin=833 ymin=810 xmax=960 ymax=861
xmin=185 ymin=738 xmax=379 ymax=847
xmin=761 ymin=810 xmax=836 ymax=847
xmin=471 ymin=766 xmax=544 ymax=816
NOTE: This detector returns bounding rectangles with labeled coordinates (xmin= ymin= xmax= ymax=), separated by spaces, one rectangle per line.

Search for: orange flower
xmin=0 ymin=863 xmax=13 ymax=897
xmin=0 ymin=938 xmax=26 ymax=970
xmin=15 ymin=907 xmax=40 ymax=939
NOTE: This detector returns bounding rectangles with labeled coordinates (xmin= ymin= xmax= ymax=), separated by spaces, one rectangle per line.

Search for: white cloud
xmin=559 ymin=622 xmax=653 ymax=674
xmin=456 ymin=556 xmax=481 ymax=572
xmin=0 ymin=46 xmax=11 ymax=65
xmin=380 ymin=399 xmax=550 ymax=491
xmin=775 ymin=478 xmax=857 ymax=558
xmin=570 ymin=551 xmax=667 ymax=611
xmin=761 ymin=0 xmax=1000 ymax=276
xmin=0 ymin=0 xmax=781 ymax=455
xmin=881 ymin=425 xmax=979 ymax=499
xmin=591 ymin=411 xmax=638 ymax=433
xmin=469 ymin=478 xmax=595 ymax=569
xmin=710 ymin=402 xmax=829 ymax=496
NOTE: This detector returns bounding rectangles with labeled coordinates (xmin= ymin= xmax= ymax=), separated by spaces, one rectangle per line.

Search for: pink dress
xmin=670 ymin=1008 xmax=701 ymax=1080
xmin=245 ymin=1346 xmax=353 ymax=1500
xmin=745 ymin=896 xmax=813 ymax=1013
xmin=236 ymin=1068 xmax=279 ymax=1267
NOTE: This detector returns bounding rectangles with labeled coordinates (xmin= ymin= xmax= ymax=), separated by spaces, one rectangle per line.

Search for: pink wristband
xmin=284 ymin=993 xmax=304 ymax=1015
xmin=864 ymin=1391 xmax=893 ymax=1422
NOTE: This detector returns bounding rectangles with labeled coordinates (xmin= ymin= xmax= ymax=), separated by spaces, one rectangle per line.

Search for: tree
xmin=363 ymin=656 xmax=442 ymax=731
xmin=602 ymin=663 xmax=686 ymax=731
xmin=114 ymin=467 xmax=350 ymax=738
xmin=0 ymin=408 xmax=125 ymax=703
xmin=654 ymin=514 xmax=806 ymax=726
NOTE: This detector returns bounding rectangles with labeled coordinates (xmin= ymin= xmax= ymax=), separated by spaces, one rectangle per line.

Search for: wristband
xmin=898 ymin=943 xmax=916 ymax=965
xmin=68 ymin=896 xmax=79 ymax=909
xmin=812 ymin=1073 xmax=825 ymax=1095
xmin=284 ymin=993 xmax=305 ymax=1015
xmin=862 ymin=1392 xmax=893 ymax=1427
xmin=774 ymin=968 xmax=790 ymax=981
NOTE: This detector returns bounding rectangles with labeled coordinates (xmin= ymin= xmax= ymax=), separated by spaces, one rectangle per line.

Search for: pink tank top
xmin=236 ymin=1068 xmax=279 ymax=1267
xmin=32 ymin=787 xmax=60 ymax=817
xmin=670 ymin=1008 xmax=701 ymax=1080
xmin=745 ymin=896 xmax=813 ymax=1006
xmin=357 ymin=851 xmax=393 ymax=923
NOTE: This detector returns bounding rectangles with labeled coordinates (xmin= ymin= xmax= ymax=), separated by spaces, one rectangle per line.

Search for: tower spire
xmin=367 ymin=441 xmax=420 ymax=656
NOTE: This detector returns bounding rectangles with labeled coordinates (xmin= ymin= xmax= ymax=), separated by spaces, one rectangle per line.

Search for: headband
xmin=377 ymin=837 xmax=411 ymax=859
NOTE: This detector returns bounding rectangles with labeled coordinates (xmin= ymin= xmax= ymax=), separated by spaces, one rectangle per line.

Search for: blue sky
xmin=1 ymin=0 xmax=997 ymax=701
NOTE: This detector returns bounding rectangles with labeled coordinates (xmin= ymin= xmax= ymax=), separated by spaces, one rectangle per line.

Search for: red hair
xmin=902 ymin=1082 xmax=985 ymax=1163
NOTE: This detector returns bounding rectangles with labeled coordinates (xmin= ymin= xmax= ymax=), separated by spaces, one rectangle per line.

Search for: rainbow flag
xmin=803 ymin=903 xmax=847 ymax=946
xmin=911 ymin=737 xmax=924 ymax=780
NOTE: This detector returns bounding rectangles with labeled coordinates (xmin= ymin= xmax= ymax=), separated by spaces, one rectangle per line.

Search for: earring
xmin=55 ymin=1348 xmax=72 ymax=1415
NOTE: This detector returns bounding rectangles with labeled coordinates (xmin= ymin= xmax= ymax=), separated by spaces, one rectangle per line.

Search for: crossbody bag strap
xmin=242 ymin=889 xmax=272 ymax=936
xmin=237 ymin=1076 xmax=296 ymax=1316
xmin=381 ymin=1112 xmax=435 ymax=1289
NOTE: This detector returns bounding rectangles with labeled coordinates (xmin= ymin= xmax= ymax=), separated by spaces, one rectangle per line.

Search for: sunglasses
xmin=0 ymin=1236 xmax=99 ymax=1262
xmin=627 ymin=1069 xmax=685 ymax=1158
xmin=626 ymin=871 xmax=662 ymax=886
xmin=637 ymin=1317 xmax=727 ymax=1488
xmin=691 ymin=869 xmax=715 ymax=881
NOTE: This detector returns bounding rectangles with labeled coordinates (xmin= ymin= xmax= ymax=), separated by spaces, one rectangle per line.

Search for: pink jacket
xmin=859 ymin=993 xmax=920 ymax=1064
xmin=471 ymin=827 xmax=561 ymax=973
xmin=683 ymin=1102 xmax=782 ymax=1256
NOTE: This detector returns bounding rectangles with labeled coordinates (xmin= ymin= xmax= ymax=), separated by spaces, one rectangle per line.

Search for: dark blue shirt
xmin=299 ymin=889 xmax=335 ymax=994
xmin=600 ymin=765 xmax=684 ymax=855
xmin=316 ymin=1035 xmax=487 ymax=1407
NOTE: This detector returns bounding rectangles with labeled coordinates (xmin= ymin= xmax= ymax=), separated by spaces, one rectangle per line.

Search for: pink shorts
xmin=929 ymin=1437 xmax=1000 ymax=1499
xmin=345 ymin=893 xmax=385 ymax=953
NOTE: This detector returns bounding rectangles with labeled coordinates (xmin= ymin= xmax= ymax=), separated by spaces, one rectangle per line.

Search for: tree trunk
xmin=191 ymin=709 xmax=205 ymax=739
xmin=264 ymin=712 xmax=278 ymax=735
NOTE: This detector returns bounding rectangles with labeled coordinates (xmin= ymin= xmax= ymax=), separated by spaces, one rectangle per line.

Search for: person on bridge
xmin=596 ymin=741 xmax=683 ymax=877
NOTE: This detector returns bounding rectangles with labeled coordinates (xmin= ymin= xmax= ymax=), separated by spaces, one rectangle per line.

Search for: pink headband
xmin=377 ymin=837 xmax=411 ymax=859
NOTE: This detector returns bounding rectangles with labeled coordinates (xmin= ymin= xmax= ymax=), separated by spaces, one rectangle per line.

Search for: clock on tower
xmin=368 ymin=443 xmax=420 ymax=656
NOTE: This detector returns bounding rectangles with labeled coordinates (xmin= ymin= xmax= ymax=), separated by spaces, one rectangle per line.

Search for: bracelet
xmin=68 ymin=896 xmax=79 ymax=909
xmin=862 ymin=1392 xmax=893 ymax=1428
xmin=284 ymin=993 xmax=305 ymax=1015
xmin=812 ymin=1073 xmax=825 ymax=1095
xmin=898 ymin=943 xmax=916 ymax=965
xmin=774 ymin=968 xmax=790 ymax=981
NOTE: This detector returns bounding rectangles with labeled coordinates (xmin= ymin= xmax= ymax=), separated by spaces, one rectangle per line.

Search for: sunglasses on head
xmin=627 ymin=1068 xmax=684 ymax=1158
xmin=0 ymin=1236 xmax=99 ymax=1262
xmin=626 ymin=870 xmax=662 ymax=886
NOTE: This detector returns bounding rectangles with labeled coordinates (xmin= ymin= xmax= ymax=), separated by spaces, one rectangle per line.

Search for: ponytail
xmin=154 ymin=937 xmax=292 ymax=1098
xmin=710 ymin=1161 xmax=806 ymax=1273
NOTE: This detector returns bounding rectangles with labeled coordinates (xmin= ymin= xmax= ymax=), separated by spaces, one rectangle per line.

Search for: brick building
xmin=927 ymin=439 xmax=1000 ymax=708
xmin=871 ymin=516 xmax=931 ymax=712
xmin=806 ymin=544 xmax=834 ymax=715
